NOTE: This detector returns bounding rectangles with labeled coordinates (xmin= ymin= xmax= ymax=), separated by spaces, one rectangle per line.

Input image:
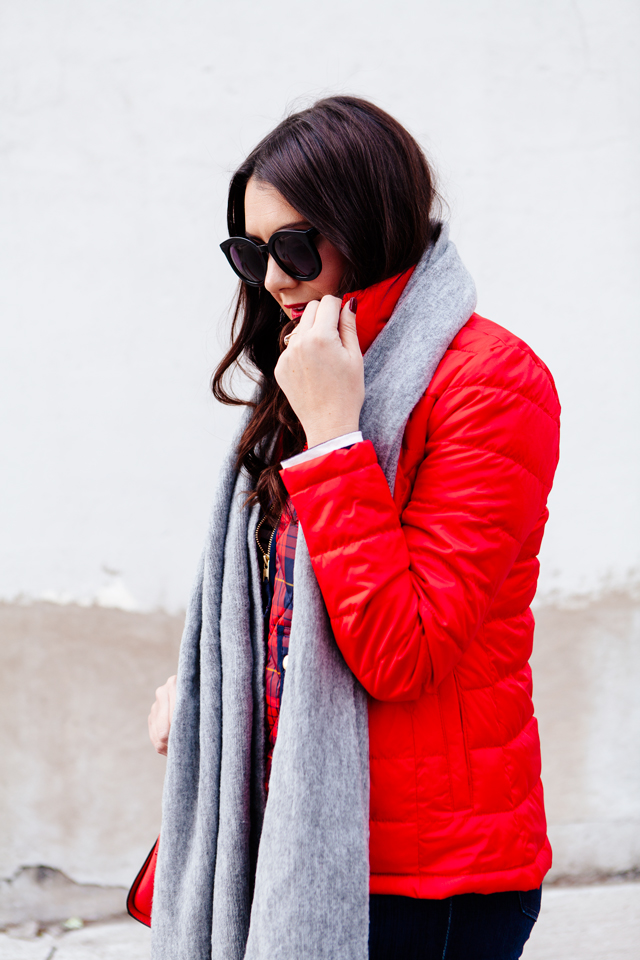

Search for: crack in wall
xmin=0 ymin=865 xmax=127 ymax=926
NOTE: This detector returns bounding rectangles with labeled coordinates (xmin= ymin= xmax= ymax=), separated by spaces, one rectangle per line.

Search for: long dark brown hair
xmin=212 ymin=96 xmax=440 ymax=521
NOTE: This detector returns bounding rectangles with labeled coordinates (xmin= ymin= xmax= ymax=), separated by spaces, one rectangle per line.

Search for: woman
xmin=148 ymin=96 xmax=560 ymax=960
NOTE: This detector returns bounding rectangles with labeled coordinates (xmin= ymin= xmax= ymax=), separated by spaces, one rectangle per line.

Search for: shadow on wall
xmin=0 ymin=593 xmax=639 ymax=925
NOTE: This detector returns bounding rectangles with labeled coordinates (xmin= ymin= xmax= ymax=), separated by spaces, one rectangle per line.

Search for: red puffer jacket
xmin=282 ymin=311 xmax=560 ymax=898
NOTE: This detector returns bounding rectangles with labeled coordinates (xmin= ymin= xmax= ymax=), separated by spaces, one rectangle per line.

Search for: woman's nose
xmin=264 ymin=255 xmax=296 ymax=296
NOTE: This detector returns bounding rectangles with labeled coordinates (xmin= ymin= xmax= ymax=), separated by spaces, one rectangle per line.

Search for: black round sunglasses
xmin=220 ymin=227 xmax=321 ymax=286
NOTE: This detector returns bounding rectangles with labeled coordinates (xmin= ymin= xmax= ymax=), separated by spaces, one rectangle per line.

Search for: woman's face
xmin=244 ymin=177 xmax=348 ymax=321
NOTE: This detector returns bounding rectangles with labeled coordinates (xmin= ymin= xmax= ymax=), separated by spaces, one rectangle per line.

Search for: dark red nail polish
xmin=349 ymin=297 xmax=357 ymax=313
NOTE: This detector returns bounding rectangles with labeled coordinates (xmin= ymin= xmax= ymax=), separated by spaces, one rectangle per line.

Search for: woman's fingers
xmin=310 ymin=296 xmax=360 ymax=356
xmin=337 ymin=297 xmax=360 ymax=353
xmin=311 ymin=295 xmax=343 ymax=339
xmin=148 ymin=674 xmax=177 ymax=756
xmin=295 ymin=299 xmax=320 ymax=334
xmin=274 ymin=290 xmax=364 ymax=449
xmin=288 ymin=296 xmax=353 ymax=347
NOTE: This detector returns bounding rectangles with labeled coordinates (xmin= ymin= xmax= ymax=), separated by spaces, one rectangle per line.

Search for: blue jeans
xmin=369 ymin=888 xmax=542 ymax=960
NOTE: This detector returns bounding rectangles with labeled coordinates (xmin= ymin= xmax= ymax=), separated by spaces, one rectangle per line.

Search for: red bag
xmin=127 ymin=838 xmax=159 ymax=927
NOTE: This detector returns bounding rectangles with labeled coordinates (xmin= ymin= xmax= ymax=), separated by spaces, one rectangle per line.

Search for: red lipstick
xmin=285 ymin=303 xmax=307 ymax=320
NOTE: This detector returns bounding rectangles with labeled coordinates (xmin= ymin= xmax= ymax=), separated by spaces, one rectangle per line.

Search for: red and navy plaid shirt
xmin=264 ymin=505 xmax=299 ymax=786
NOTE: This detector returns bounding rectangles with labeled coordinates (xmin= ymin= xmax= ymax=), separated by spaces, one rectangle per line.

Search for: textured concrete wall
xmin=1 ymin=0 xmax=639 ymax=910
xmin=532 ymin=595 xmax=640 ymax=881
xmin=1 ymin=594 xmax=638 ymax=901
xmin=0 ymin=603 xmax=181 ymax=890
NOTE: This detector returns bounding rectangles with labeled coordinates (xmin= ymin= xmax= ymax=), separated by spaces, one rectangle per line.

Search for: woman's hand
xmin=148 ymin=675 xmax=176 ymax=756
xmin=275 ymin=296 xmax=364 ymax=448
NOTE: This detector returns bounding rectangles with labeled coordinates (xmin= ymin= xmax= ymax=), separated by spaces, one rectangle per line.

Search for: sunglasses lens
xmin=273 ymin=234 xmax=317 ymax=278
xmin=228 ymin=241 xmax=266 ymax=284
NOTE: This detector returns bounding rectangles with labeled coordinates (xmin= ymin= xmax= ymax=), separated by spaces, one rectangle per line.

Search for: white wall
xmin=2 ymin=0 xmax=638 ymax=613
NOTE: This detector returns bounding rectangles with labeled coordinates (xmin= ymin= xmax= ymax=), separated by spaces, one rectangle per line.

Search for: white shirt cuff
xmin=281 ymin=431 xmax=363 ymax=469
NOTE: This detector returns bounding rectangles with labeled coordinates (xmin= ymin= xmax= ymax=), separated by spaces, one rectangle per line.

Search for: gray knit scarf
xmin=151 ymin=225 xmax=476 ymax=960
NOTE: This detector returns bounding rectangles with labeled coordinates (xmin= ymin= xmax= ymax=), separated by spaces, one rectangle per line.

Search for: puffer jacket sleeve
xmin=281 ymin=332 xmax=560 ymax=702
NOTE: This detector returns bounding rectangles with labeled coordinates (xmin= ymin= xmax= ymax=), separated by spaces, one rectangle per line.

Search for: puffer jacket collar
xmin=343 ymin=266 xmax=415 ymax=355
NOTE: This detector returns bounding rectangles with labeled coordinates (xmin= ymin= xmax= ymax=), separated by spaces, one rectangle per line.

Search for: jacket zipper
xmin=256 ymin=514 xmax=279 ymax=582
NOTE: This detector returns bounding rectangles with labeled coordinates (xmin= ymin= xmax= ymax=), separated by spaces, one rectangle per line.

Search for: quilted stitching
xmin=281 ymin=313 xmax=560 ymax=898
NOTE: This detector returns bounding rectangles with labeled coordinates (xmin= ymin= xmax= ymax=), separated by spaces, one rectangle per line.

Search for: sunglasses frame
xmin=220 ymin=227 xmax=321 ymax=286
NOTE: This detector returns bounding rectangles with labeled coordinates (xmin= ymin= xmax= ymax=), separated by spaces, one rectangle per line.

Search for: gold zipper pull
xmin=264 ymin=522 xmax=278 ymax=581
xmin=256 ymin=512 xmax=280 ymax=583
